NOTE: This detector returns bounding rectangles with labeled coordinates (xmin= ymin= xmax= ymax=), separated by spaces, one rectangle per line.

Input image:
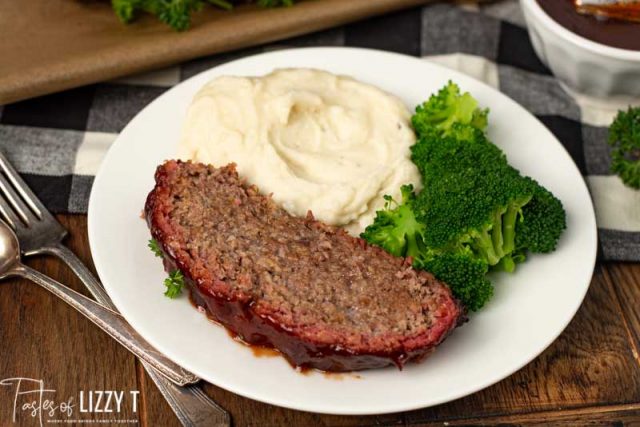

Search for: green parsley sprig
xmin=164 ymin=270 xmax=185 ymax=298
xmin=111 ymin=0 xmax=296 ymax=31
xmin=148 ymin=239 xmax=163 ymax=257
xmin=609 ymin=106 xmax=640 ymax=189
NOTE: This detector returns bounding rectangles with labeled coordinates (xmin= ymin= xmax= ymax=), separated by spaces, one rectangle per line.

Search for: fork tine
xmin=0 ymin=152 xmax=43 ymax=219
xmin=0 ymin=192 xmax=24 ymax=230
xmin=0 ymin=171 xmax=35 ymax=226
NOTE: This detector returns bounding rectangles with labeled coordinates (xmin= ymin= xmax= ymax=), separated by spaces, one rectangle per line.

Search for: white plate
xmin=88 ymin=47 xmax=597 ymax=415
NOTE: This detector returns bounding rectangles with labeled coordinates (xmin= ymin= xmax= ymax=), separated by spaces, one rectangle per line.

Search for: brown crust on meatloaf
xmin=145 ymin=160 xmax=464 ymax=372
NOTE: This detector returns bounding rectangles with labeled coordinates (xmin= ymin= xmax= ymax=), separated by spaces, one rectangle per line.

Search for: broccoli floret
xmin=411 ymin=124 xmax=567 ymax=268
xmin=415 ymin=250 xmax=492 ymax=312
xmin=609 ymin=106 xmax=640 ymax=189
xmin=363 ymin=82 xmax=567 ymax=312
xmin=515 ymin=182 xmax=567 ymax=253
xmin=361 ymin=185 xmax=425 ymax=259
xmin=412 ymin=81 xmax=488 ymax=137
xmin=361 ymin=180 xmax=496 ymax=310
xmin=410 ymin=123 xmax=507 ymax=177
xmin=411 ymin=124 xmax=533 ymax=269
xmin=361 ymin=187 xmax=494 ymax=310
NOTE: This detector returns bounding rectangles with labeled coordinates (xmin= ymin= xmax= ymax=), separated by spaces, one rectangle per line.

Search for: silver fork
xmin=0 ymin=151 xmax=230 ymax=427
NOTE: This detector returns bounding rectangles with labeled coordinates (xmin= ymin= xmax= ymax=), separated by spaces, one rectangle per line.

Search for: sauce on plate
xmin=190 ymin=293 xmax=370 ymax=374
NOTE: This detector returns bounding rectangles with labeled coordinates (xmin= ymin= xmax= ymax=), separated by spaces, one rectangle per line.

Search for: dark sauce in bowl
xmin=537 ymin=0 xmax=640 ymax=51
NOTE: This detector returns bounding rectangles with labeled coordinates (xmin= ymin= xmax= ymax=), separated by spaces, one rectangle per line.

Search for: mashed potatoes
xmin=178 ymin=68 xmax=420 ymax=235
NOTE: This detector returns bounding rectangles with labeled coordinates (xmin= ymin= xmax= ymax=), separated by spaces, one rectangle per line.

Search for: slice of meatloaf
xmin=145 ymin=160 xmax=465 ymax=372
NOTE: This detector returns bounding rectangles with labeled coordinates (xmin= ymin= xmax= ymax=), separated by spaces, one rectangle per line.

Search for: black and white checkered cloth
xmin=0 ymin=0 xmax=638 ymax=261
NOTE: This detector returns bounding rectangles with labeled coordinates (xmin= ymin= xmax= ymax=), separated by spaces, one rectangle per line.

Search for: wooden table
xmin=1 ymin=214 xmax=639 ymax=426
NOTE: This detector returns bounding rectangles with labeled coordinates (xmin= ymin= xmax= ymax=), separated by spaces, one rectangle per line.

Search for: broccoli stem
xmin=502 ymin=204 xmax=519 ymax=255
xmin=406 ymin=234 xmax=422 ymax=259
xmin=494 ymin=254 xmax=516 ymax=273
xmin=471 ymin=227 xmax=501 ymax=266
xmin=511 ymin=251 xmax=527 ymax=264
xmin=398 ymin=204 xmax=424 ymax=259
xmin=491 ymin=208 xmax=506 ymax=259
xmin=502 ymin=196 xmax=531 ymax=255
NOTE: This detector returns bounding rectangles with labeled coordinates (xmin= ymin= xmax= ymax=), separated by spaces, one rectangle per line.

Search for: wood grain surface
xmin=0 ymin=215 xmax=638 ymax=426
xmin=0 ymin=0 xmax=437 ymax=104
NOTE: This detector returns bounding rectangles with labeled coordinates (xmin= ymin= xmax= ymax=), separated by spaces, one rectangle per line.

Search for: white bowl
xmin=520 ymin=0 xmax=640 ymax=97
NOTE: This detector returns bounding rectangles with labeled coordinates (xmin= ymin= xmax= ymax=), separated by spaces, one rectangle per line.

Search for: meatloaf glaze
xmin=145 ymin=160 xmax=464 ymax=371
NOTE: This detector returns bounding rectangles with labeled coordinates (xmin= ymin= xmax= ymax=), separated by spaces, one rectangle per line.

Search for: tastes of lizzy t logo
xmin=0 ymin=377 xmax=140 ymax=425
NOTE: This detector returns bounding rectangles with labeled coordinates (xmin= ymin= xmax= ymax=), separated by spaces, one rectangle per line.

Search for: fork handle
xmin=43 ymin=243 xmax=230 ymax=427
xmin=143 ymin=363 xmax=230 ymax=427
xmin=41 ymin=244 xmax=116 ymax=310
xmin=14 ymin=264 xmax=200 ymax=387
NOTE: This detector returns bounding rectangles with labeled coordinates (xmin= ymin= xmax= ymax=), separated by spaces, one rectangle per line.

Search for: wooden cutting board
xmin=0 ymin=0 xmax=436 ymax=104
